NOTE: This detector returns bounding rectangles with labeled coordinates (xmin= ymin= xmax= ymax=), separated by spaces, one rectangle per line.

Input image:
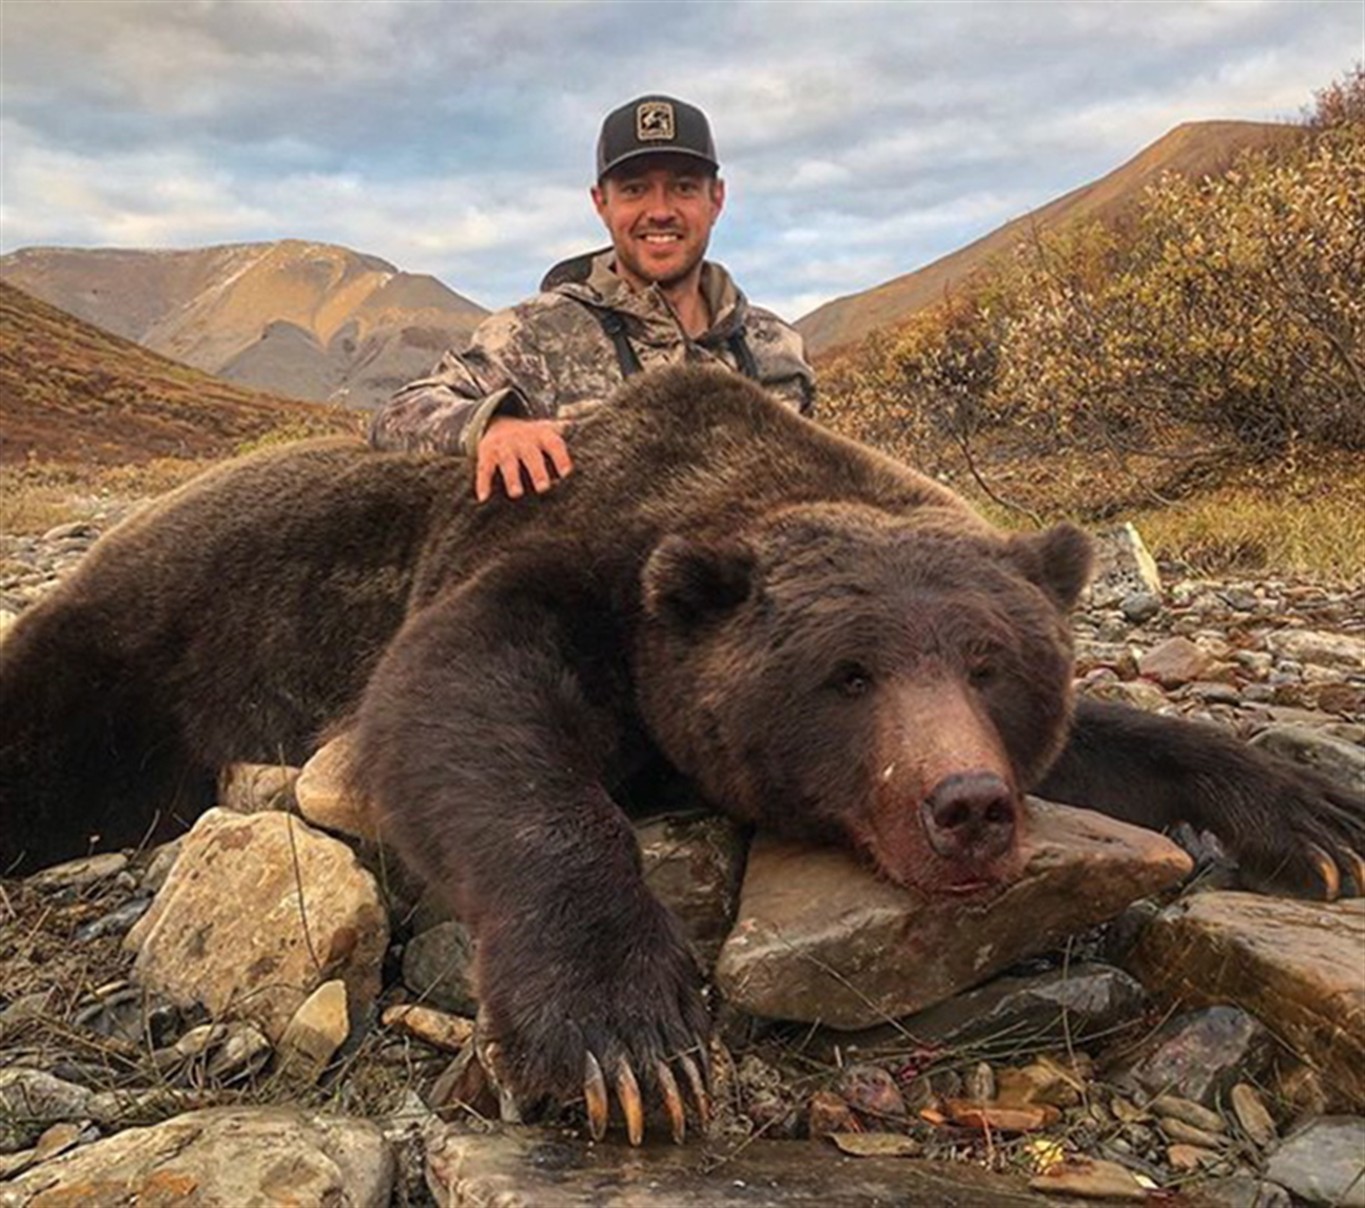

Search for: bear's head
xmin=636 ymin=503 xmax=1093 ymax=896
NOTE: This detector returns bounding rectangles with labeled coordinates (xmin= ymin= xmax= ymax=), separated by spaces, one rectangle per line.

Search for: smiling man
xmin=368 ymin=96 xmax=815 ymax=501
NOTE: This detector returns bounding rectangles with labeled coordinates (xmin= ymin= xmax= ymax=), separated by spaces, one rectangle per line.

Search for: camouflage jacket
xmin=367 ymin=250 xmax=815 ymax=455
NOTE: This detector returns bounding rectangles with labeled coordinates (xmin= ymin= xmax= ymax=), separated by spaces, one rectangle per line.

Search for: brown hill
xmin=0 ymin=240 xmax=488 ymax=409
xmin=0 ymin=281 xmax=357 ymax=467
xmin=796 ymin=120 xmax=1301 ymax=358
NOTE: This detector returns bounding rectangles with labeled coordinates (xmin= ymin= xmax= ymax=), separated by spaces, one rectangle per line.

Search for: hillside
xmin=796 ymin=120 xmax=1300 ymax=357
xmin=0 ymin=240 xmax=488 ymax=409
xmin=0 ymin=281 xmax=358 ymax=467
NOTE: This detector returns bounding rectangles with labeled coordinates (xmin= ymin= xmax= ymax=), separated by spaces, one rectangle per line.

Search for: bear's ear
xmin=642 ymin=535 xmax=755 ymax=628
xmin=1008 ymin=523 xmax=1094 ymax=610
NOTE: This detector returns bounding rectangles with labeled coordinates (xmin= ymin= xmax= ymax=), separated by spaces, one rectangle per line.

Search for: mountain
xmin=0 ymin=281 xmax=357 ymax=466
xmin=796 ymin=120 xmax=1300 ymax=358
xmin=0 ymin=240 xmax=488 ymax=409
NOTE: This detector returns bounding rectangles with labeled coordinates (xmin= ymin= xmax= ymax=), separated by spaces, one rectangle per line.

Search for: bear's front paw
xmin=478 ymin=908 xmax=711 ymax=1144
xmin=1236 ymin=765 xmax=1364 ymax=899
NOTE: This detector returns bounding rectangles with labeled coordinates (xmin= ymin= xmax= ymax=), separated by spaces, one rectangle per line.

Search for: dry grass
xmin=943 ymin=447 xmax=1365 ymax=584
xmin=0 ymin=458 xmax=212 ymax=537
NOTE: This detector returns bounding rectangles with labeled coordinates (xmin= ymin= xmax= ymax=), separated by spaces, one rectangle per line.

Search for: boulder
xmin=124 ymin=809 xmax=388 ymax=1042
xmin=715 ymin=799 xmax=1191 ymax=1028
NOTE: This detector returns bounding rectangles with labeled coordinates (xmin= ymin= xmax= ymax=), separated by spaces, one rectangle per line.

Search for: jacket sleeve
xmin=367 ymin=308 xmax=549 ymax=455
xmin=745 ymin=308 xmax=818 ymax=417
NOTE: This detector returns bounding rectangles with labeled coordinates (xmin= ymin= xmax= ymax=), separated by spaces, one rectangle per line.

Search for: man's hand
xmin=476 ymin=417 xmax=573 ymax=503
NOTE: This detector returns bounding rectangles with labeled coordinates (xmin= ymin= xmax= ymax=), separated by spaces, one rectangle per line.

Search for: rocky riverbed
xmin=1 ymin=515 xmax=1362 ymax=1207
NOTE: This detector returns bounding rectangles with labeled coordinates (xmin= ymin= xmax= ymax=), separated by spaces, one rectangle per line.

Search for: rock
xmin=401 ymin=921 xmax=478 ymax=1015
xmin=140 ymin=840 xmax=183 ymax=893
xmin=943 ymin=1101 xmax=1058 ymax=1132
xmin=218 ymin=761 xmax=300 ymax=815
xmin=1122 ymin=1005 xmax=1272 ymax=1108
xmin=716 ymin=801 xmax=1188 ymax=1028
xmin=381 ymin=1004 xmax=474 ymax=1053
xmin=1264 ymin=1116 xmax=1365 ymax=1207
xmin=124 ymin=809 xmax=388 ymax=1043
xmin=1028 ymin=1156 xmax=1148 ymax=1201
xmin=1197 ymin=1174 xmax=1292 ymax=1208
xmin=295 ymin=737 xmax=377 ymax=842
xmin=1085 ymin=524 xmax=1161 ymax=609
xmin=834 ymin=1064 xmax=906 ymax=1126
xmin=807 ymin=1090 xmax=858 ymax=1138
xmin=425 ymin=1124 xmax=1059 ymax=1206
xmin=1129 ymin=893 xmax=1365 ymax=1106
xmin=1138 ymin=636 xmax=1210 ymax=687
xmin=1249 ymin=725 xmax=1365 ymax=793
xmin=827 ymin=1132 xmax=922 ymax=1157
xmin=278 ymin=979 xmax=350 ymax=1084
xmin=204 ymin=1022 xmax=273 ymax=1083
xmin=965 ymin=1061 xmax=996 ymax=1105
xmin=1159 ymin=1117 xmax=1228 ymax=1148
xmin=71 ymin=985 xmax=183 ymax=1048
xmin=1148 ymin=1094 xmax=1225 ymax=1134
xmin=72 ymin=896 xmax=152 ymax=942
xmin=883 ymin=964 xmax=1145 ymax=1055
xmin=25 ymin=853 xmax=128 ymax=891
xmin=1230 ymin=1082 xmax=1277 ymax=1148
xmin=0 ymin=1107 xmax=394 ymax=1207
xmin=0 ymin=1070 xmax=95 ymax=1153
xmin=1266 ymin=629 xmax=1365 ymax=672
xmin=1080 ymin=678 xmax=1169 ymax=712
xmin=637 ymin=813 xmax=745 ymax=966
xmin=1120 ymin=591 xmax=1161 ymax=624
xmin=1165 ymin=1142 xmax=1220 ymax=1170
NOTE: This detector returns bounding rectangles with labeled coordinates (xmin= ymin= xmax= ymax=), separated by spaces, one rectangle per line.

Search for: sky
xmin=1 ymin=0 xmax=1361 ymax=322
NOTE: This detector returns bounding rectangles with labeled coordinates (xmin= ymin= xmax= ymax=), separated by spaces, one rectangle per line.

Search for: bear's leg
xmin=352 ymin=559 xmax=709 ymax=1144
xmin=1037 ymin=697 xmax=1365 ymax=898
xmin=0 ymin=605 xmax=215 ymax=873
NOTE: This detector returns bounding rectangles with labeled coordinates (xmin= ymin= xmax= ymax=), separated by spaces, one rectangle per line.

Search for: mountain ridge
xmin=0 ymin=280 xmax=357 ymax=467
xmin=795 ymin=119 xmax=1302 ymax=357
xmin=0 ymin=240 xmax=488 ymax=409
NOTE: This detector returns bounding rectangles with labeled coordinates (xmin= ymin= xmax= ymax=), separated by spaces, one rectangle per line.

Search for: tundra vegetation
xmin=819 ymin=67 xmax=1365 ymax=579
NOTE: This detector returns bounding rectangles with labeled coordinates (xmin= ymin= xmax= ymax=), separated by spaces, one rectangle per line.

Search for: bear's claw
xmin=655 ymin=1060 xmax=686 ymax=1144
xmin=1306 ymin=842 xmax=1341 ymax=901
xmin=615 ymin=1058 xmax=644 ymax=1146
xmin=584 ymin=1051 xmax=610 ymax=1141
xmin=582 ymin=1048 xmax=708 ymax=1145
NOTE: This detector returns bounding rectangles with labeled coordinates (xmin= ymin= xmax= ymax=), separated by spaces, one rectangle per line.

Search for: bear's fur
xmin=2 ymin=366 xmax=1361 ymax=1118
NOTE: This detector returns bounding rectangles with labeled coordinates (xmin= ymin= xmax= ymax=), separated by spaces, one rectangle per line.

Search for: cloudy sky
xmin=1 ymin=0 xmax=1360 ymax=321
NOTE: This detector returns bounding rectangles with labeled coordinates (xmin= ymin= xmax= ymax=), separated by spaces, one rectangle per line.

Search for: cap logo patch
xmin=636 ymin=101 xmax=675 ymax=142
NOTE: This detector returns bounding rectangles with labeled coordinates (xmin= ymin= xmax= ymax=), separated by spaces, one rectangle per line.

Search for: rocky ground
xmin=1 ymin=515 xmax=1362 ymax=1207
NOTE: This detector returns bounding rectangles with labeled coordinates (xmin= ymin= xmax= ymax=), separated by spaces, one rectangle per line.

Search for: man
xmin=367 ymin=95 xmax=815 ymax=501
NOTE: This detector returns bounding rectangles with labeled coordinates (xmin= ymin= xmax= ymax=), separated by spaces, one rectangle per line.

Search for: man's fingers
xmin=475 ymin=449 xmax=497 ymax=504
xmin=499 ymin=453 xmax=526 ymax=499
xmin=475 ymin=418 xmax=575 ymax=501
xmin=544 ymin=431 xmax=574 ymax=482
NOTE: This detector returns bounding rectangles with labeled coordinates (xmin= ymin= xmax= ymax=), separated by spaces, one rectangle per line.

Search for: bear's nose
xmin=920 ymin=771 xmax=1016 ymax=862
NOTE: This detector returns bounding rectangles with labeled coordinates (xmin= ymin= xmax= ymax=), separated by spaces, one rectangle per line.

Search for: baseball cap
xmin=596 ymin=96 xmax=719 ymax=181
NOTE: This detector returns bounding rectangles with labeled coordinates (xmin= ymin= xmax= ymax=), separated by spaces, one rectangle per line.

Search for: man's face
xmin=591 ymin=155 xmax=725 ymax=292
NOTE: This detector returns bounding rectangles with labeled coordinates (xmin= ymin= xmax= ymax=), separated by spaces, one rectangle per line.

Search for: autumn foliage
xmin=820 ymin=68 xmax=1365 ymax=516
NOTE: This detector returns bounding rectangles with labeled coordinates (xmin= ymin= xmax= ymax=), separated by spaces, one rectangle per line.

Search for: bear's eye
xmin=831 ymin=664 xmax=873 ymax=699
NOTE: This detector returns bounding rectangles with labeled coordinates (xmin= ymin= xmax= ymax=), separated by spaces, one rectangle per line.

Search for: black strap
xmin=727 ymin=330 xmax=760 ymax=381
xmin=590 ymin=305 xmax=762 ymax=384
xmin=595 ymin=309 xmax=643 ymax=378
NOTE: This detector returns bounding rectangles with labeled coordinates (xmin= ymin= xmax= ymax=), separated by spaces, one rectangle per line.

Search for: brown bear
xmin=1 ymin=365 xmax=1361 ymax=1143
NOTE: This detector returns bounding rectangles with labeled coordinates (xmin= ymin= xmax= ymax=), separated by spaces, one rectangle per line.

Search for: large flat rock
xmin=1130 ymin=892 xmax=1365 ymax=1108
xmin=0 ymin=1107 xmax=393 ymax=1207
xmin=716 ymin=799 xmax=1192 ymax=1028
xmin=424 ymin=1126 xmax=1071 ymax=1206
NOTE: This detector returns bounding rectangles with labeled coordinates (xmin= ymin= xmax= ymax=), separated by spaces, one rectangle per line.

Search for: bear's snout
xmin=921 ymin=770 xmax=1016 ymax=864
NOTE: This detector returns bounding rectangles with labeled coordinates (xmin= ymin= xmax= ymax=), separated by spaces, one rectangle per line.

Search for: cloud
xmin=1 ymin=0 xmax=1359 ymax=318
